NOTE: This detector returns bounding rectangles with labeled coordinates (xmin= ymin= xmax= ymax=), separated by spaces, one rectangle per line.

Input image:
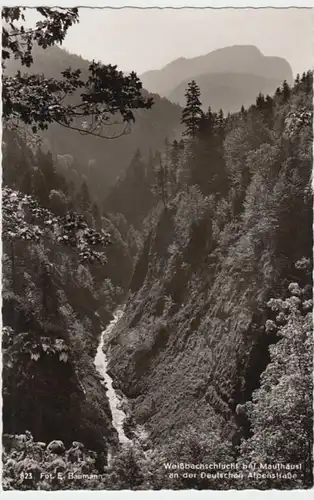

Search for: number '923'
xmin=20 ymin=472 xmax=33 ymax=480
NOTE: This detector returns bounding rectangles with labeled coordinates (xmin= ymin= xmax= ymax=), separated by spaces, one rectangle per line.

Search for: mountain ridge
xmin=140 ymin=45 xmax=293 ymax=98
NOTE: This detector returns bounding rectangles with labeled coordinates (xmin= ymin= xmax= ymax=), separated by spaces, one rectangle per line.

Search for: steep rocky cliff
xmin=106 ymin=74 xmax=312 ymax=449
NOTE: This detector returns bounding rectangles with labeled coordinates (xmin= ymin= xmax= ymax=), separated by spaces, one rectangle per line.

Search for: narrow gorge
xmin=2 ymin=6 xmax=312 ymax=491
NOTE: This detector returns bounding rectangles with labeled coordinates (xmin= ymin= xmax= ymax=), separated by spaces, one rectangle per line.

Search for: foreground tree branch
xmin=2 ymin=7 xmax=154 ymax=138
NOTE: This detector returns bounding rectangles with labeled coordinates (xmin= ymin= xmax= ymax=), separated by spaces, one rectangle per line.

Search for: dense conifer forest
xmin=2 ymin=7 xmax=313 ymax=491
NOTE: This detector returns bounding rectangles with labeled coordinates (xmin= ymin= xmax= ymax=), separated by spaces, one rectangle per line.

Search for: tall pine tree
xmin=181 ymin=80 xmax=204 ymax=139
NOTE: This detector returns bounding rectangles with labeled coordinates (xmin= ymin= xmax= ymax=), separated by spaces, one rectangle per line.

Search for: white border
xmin=0 ymin=1 xmax=313 ymax=499
xmin=0 ymin=1 xmax=314 ymax=7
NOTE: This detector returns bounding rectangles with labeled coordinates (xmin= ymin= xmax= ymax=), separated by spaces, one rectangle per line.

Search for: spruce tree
xmin=130 ymin=149 xmax=145 ymax=183
xmin=181 ymin=80 xmax=204 ymax=139
xmin=256 ymin=92 xmax=265 ymax=110
xmin=282 ymin=80 xmax=291 ymax=102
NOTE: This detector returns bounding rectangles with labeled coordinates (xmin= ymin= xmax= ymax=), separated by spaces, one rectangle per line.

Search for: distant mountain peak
xmin=140 ymin=45 xmax=293 ymax=98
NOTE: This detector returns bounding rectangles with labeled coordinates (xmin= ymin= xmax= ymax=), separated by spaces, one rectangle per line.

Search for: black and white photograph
xmin=1 ymin=4 xmax=313 ymax=491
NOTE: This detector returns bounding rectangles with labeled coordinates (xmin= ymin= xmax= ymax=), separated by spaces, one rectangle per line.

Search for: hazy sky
xmin=27 ymin=8 xmax=312 ymax=76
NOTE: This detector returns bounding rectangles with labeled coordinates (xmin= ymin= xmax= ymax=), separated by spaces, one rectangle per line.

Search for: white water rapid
xmin=94 ymin=308 xmax=132 ymax=447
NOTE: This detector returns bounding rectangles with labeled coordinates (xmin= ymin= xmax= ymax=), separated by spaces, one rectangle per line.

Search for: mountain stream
xmin=94 ymin=308 xmax=148 ymax=464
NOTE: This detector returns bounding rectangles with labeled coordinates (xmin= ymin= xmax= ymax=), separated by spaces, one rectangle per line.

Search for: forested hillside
xmin=104 ymin=146 xmax=166 ymax=229
xmin=106 ymin=71 xmax=313 ymax=489
xmin=2 ymin=6 xmax=313 ymax=492
xmin=2 ymin=127 xmax=131 ymax=446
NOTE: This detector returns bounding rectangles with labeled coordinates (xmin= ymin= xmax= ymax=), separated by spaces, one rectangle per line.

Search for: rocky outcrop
xmin=106 ymin=199 xmax=290 ymax=445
